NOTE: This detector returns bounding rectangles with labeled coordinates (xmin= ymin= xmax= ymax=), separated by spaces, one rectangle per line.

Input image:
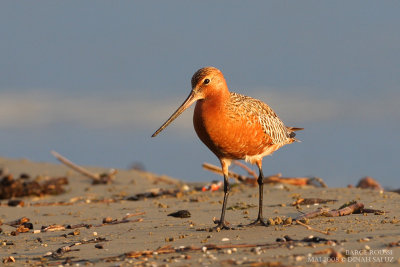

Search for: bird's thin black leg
xmin=249 ymin=164 xmax=268 ymax=226
xmin=214 ymin=174 xmax=231 ymax=230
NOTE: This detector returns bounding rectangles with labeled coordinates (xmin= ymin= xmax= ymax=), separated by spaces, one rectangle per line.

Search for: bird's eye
xmin=204 ymin=78 xmax=210 ymax=84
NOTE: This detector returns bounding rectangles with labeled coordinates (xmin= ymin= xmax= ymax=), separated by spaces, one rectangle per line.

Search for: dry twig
xmin=295 ymin=220 xmax=330 ymax=235
xmin=203 ymin=162 xmax=326 ymax=187
xmin=232 ymin=160 xmax=258 ymax=179
xmin=122 ymin=212 xmax=146 ymax=220
xmin=51 ymin=150 xmax=116 ymax=184
xmin=202 ymin=163 xmax=249 ymax=183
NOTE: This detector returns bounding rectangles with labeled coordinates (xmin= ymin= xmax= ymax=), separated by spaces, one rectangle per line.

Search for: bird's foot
xmin=240 ymin=217 xmax=268 ymax=227
xmin=211 ymin=218 xmax=233 ymax=231
xmin=211 ymin=223 xmax=233 ymax=231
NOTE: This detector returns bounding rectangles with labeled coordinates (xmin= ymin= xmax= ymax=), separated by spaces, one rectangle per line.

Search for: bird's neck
xmin=202 ymin=89 xmax=230 ymax=109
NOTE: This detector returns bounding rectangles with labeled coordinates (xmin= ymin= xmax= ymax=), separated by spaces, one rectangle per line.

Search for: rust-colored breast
xmin=193 ymin=93 xmax=278 ymax=160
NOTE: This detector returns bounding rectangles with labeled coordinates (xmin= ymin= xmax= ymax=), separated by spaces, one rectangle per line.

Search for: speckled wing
xmin=228 ymin=92 xmax=291 ymax=144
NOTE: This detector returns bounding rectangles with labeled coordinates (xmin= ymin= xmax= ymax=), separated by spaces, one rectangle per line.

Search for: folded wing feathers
xmin=229 ymin=92 xmax=299 ymax=144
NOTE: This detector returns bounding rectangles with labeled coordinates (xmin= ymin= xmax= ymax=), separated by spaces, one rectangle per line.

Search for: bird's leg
xmin=249 ymin=161 xmax=268 ymax=226
xmin=213 ymin=160 xmax=232 ymax=230
xmin=216 ymin=174 xmax=231 ymax=229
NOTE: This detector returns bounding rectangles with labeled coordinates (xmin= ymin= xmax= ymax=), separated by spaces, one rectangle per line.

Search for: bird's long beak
xmin=151 ymin=90 xmax=199 ymax=137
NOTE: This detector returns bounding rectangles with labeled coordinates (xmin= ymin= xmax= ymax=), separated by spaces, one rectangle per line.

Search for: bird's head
xmin=151 ymin=66 xmax=228 ymax=137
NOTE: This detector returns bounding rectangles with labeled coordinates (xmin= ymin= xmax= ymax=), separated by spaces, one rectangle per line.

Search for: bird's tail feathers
xmin=288 ymin=127 xmax=303 ymax=142
xmin=287 ymin=127 xmax=304 ymax=132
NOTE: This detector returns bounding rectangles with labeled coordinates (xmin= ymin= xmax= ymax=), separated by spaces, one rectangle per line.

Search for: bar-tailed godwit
xmin=152 ymin=67 xmax=302 ymax=230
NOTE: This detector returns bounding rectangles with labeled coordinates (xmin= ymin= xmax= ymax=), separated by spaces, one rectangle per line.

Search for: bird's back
xmin=226 ymin=92 xmax=294 ymax=144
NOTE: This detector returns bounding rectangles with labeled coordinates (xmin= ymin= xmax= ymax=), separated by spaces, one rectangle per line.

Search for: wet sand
xmin=0 ymin=157 xmax=399 ymax=266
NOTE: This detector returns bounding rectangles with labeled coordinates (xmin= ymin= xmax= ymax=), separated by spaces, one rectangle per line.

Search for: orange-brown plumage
xmin=152 ymin=66 xmax=302 ymax=229
xmin=194 ymin=91 xmax=292 ymax=163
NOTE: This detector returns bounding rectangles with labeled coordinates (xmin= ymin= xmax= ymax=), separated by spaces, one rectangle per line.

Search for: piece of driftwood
xmin=41 ymin=225 xmax=66 ymax=232
xmin=296 ymin=202 xmax=364 ymax=220
xmin=295 ymin=201 xmax=385 ymax=221
xmin=202 ymin=162 xmax=327 ymax=187
xmin=51 ymin=150 xmax=116 ymax=184
xmin=293 ymin=201 xmax=387 ymax=235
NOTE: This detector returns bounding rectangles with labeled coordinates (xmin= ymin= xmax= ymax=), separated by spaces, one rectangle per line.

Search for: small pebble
xmin=181 ymin=185 xmax=190 ymax=191
xmin=19 ymin=173 xmax=30 ymax=179
xmin=71 ymin=229 xmax=80 ymax=236
xmin=168 ymin=210 xmax=191 ymax=218
xmin=8 ymin=200 xmax=24 ymax=207
xmin=102 ymin=217 xmax=114 ymax=223
xmin=251 ymin=247 xmax=262 ymax=255
xmin=284 ymin=217 xmax=292 ymax=225
xmin=274 ymin=216 xmax=283 ymax=225
xmin=95 ymin=243 xmax=104 ymax=249
xmin=2 ymin=256 xmax=15 ymax=263
xmin=267 ymin=218 xmax=275 ymax=226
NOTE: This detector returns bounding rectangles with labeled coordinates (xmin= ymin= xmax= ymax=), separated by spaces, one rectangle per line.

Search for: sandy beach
xmin=0 ymin=157 xmax=399 ymax=266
